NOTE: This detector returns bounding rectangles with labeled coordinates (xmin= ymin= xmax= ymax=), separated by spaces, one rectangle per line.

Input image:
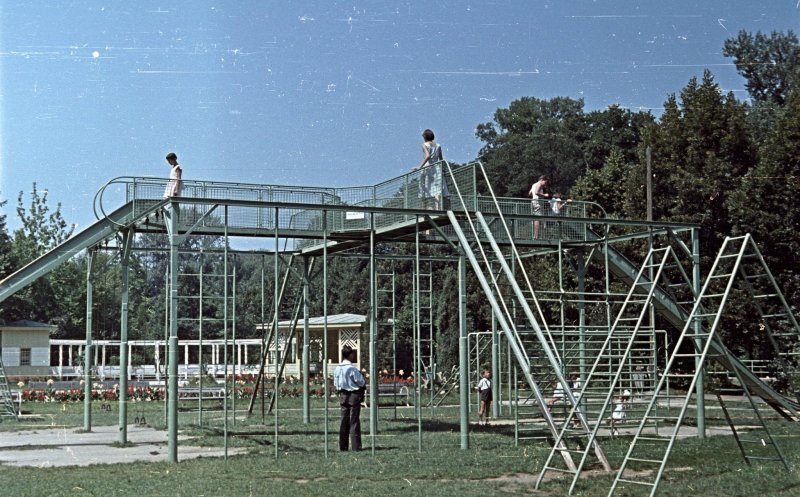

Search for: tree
xmin=0 ymin=196 xmax=11 ymax=282
xmin=1 ymin=184 xmax=81 ymax=330
xmin=14 ymin=183 xmax=75 ymax=255
xmin=723 ymin=30 xmax=800 ymax=106
xmin=646 ymin=71 xmax=756 ymax=252
xmin=476 ymin=96 xmax=589 ymax=197
xmin=728 ymin=89 xmax=800 ymax=303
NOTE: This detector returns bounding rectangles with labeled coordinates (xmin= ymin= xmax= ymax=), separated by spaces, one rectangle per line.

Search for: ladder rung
xmin=709 ymin=273 xmax=733 ymax=279
xmin=745 ymin=274 xmax=768 ymax=280
xmin=636 ymin=436 xmax=669 ymax=442
xmin=754 ymin=294 xmax=778 ymax=299
xmin=626 ymin=457 xmax=664 ymax=464
xmin=616 ymin=478 xmax=656 ymax=486
xmin=745 ymin=456 xmax=783 ymax=461
xmin=740 ymin=439 xmax=774 ymax=445
xmin=762 ymin=313 xmax=788 ymax=319
xmin=542 ymin=467 xmax=576 ymax=474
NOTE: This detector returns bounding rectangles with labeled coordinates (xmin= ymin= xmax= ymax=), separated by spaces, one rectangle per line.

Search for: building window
xmin=20 ymin=348 xmax=31 ymax=366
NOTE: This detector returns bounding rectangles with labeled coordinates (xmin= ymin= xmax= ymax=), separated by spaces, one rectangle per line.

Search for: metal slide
xmin=0 ymin=202 xmax=139 ymax=305
xmin=591 ymin=234 xmax=800 ymax=417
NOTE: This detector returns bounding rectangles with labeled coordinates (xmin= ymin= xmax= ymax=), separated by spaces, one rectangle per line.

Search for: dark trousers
xmin=339 ymin=391 xmax=363 ymax=451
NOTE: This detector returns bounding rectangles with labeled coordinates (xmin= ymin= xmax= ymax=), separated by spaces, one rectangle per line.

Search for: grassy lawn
xmin=1 ymin=398 xmax=799 ymax=497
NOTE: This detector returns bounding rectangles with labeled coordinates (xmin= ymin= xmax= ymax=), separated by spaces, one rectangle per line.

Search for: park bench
xmin=366 ymin=382 xmax=409 ymax=407
xmin=177 ymin=387 xmax=227 ymax=401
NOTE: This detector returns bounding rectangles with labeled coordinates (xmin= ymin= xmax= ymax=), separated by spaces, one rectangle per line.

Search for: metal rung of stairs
xmin=608 ymin=234 xmax=793 ymax=497
xmin=0 ymin=356 xmax=19 ymax=420
xmin=537 ymin=246 xmax=678 ymax=495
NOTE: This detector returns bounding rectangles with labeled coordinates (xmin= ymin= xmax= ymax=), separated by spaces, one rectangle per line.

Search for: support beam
xmin=167 ymin=203 xmax=180 ymax=463
xmin=459 ymin=256 xmax=469 ymax=449
xmin=83 ymin=250 xmax=95 ymax=432
xmin=118 ymin=228 xmax=134 ymax=443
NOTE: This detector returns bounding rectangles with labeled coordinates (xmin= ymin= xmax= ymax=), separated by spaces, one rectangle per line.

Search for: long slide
xmin=0 ymin=201 xmax=141 ymax=305
xmin=591 ymin=236 xmax=799 ymax=417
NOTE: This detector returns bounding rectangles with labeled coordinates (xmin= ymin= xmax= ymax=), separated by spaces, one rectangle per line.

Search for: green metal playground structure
xmin=0 ymin=161 xmax=798 ymax=497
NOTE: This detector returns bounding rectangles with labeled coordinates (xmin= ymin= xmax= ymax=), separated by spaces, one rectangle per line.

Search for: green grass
xmin=1 ymin=400 xmax=799 ymax=496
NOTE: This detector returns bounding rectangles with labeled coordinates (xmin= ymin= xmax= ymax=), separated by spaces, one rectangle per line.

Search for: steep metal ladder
xmin=0 ymin=354 xmax=18 ymax=420
xmin=536 ymin=246 xmax=682 ymax=494
xmin=608 ymin=235 xmax=791 ymax=497
xmin=444 ymin=162 xmax=610 ymax=473
xmin=733 ymin=237 xmax=800 ymax=382
xmin=416 ymin=262 xmax=435 ymax=390
xmin=427 ymin=336 xmax=488 ymax=408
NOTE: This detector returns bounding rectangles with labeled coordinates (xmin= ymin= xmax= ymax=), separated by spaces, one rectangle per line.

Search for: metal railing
xmin=93 ymin=162 xmax=607 ymax=247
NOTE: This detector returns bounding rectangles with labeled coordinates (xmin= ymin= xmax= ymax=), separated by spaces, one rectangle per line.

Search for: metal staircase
xmin=0 ymin=354 xmax=18 ymax=420
xmin=608 ymin=235 xmax=792 ymax=497
xmin=444 ymin=161 xmax=611 ymax=473
xmin=536 ymin=246 xmax=680 ymax=494
xmin=593 ymin=234 xmax=800 ymax=418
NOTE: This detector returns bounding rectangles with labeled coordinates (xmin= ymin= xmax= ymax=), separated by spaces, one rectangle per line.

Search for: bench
xmin=177 ymin=387 xmax=227 ymax=401
xmin=366 ymin=382 xmax=409 ymax=407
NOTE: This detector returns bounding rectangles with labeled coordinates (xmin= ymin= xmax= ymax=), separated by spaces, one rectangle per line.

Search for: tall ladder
xmin=417 ymin=261 xmax=435 ymax=390
xmin=734 ymin=236 xmax=800 ymax=383
xmin=609 ymin=235 xmax=791 ymax=497
xmin=376 ymin=263 xmax=403 ymax=415
xmin=537 ymin=246 xmax=678 ymax=494
xmin=175 ymin=250 xmax=235 ymax=423
xmin=0 ymin=353 xmax=18 ymax=420
xmin=444 ymin=161 xmax=610 ymax=473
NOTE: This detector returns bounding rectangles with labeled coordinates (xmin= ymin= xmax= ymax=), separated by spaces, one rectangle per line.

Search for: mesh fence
xmin=108 ymin=162 xmax=605 ymax=248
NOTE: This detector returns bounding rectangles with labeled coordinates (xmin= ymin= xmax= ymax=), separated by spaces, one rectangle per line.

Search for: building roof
xmin=4 ymin=320 xmax=54 ymax=329
xmin=273 ymin=313 xmax=366 ymax=328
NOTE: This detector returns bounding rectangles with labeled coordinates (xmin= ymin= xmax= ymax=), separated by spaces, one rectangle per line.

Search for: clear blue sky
xmin=1 ymin=1 xmax=798 ymax=232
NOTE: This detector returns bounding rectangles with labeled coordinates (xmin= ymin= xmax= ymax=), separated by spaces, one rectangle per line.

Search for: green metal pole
xmin=231 ymin=255 xmax=236 ymax=428
xmin=414 ymin=219 xmax=422 ymax=452
xmin=83 ymin=249 xmax=95 ymax=432
xmin=302 ymin=257 xmax=311 ymax=424
xmin=198 ymin=250 xmax=204 ymax=426
xmin=223 ymin=225 xmax=229 ymax=456
xmin=458 ymin=255 xmax=469 ymax=449
xmin=577 ymin=251 xmax=586 ymax=384
xmin=369 ymin=216 xmax=378 ymax=453
xmin=167 ymin=204 xmax=180 ymax=463
xmin=119 ymin=229 xmax=134 ymax=443
xmin=491 ymin=289 xmax=499 ymax=420
xmin=322 ymin=211 xmax=329 ymax=457
xmin=273 ymin=208 xmax=280 ymax=458
xmin=692 ymin=228 xmax=705 ymax=438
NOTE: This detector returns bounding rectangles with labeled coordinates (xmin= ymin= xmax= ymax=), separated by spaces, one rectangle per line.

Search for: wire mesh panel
xmin=101 ymin=164 xmax=607 ymax=247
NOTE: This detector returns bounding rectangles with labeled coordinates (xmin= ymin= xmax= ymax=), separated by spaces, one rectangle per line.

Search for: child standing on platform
xmin=477 ymin=369 xmax=493 ymax=425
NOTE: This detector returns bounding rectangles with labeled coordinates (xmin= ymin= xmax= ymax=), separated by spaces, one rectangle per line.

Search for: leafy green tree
xmin=476 ymin=96 xmax=589 ymax=197
xmin=723 ymin=30 xmax=800 ymax=105
xmin=2 ymin=183 xmax=80 ymax=331
xmin=646 ymin=71 xmax=756 ymax=252
xmin=0 ymin=196 xmax=11 ymax=283
xmin=728 ymin=89 xmax=800 ymax=302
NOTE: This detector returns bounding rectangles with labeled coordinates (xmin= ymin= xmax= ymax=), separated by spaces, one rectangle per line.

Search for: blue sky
xmin=1 ymin=1 xmax=798 ymax=232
